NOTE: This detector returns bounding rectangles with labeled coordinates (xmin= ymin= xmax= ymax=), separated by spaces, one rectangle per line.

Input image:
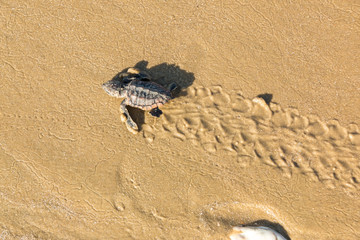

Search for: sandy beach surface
xmin=1 ymin=1 xmax=360 ymax=239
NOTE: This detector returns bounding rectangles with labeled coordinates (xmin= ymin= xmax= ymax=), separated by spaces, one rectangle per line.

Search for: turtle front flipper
xmin=120 ymin=100 xmax=138 ymax=134
xmin=127 ymin=67 xmax=151 ymax=81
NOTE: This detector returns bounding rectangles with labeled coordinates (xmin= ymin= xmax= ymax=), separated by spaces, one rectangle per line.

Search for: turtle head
xmin=102 ymin=78 xmax=127 ymax=98
xmin=102 ymin=68 xmax=150 ymax=98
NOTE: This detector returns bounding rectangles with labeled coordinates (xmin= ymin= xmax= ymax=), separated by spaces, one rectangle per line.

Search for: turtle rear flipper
xmin=168 ymin=83 xmax=180 ymax=97
xmin=149 ymin=107 xmax=163 ymax=117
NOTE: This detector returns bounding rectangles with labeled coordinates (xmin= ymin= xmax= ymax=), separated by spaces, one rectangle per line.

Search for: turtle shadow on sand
xmin=110 ymin=60 xmax=195 ymax=131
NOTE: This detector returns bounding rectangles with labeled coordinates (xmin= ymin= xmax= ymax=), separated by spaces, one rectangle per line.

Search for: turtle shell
xmin=125 ymin=80 xmax=172 ymax=110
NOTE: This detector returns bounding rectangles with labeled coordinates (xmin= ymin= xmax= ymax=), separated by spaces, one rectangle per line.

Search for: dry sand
xmin=1 ymin=1 xmax=360 ymax=239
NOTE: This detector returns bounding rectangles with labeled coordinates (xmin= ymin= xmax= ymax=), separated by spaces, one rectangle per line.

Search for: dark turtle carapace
xmin=102 ymin=68 xmax=178 ymax=134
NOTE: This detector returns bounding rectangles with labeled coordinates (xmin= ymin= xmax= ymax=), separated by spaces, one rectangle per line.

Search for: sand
xmin=1 ymin=1 xmax=359 ymax=239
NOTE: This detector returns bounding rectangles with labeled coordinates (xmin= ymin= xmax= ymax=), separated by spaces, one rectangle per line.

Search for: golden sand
xmin=1 ymin=1 xmax=360 ymax=239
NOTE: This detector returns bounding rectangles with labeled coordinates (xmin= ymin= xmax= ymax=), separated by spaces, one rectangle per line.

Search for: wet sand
xmin=1 ymin=1 xmax=360 ymax=239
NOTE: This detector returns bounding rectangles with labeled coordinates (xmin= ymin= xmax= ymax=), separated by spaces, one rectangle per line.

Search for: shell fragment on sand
xmin=229 ymin=226 xmax=287 ymax=240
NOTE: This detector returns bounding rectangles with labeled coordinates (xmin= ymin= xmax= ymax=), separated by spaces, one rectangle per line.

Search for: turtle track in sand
xmin=142 ymin=85 xmax=360 ymax=192
xmin=2 ymin=85 xmax=359 ymax=193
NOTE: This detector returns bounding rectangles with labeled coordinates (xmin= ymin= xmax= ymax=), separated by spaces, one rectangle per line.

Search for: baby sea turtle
xmin=102 ymin=67 xmax=178 ymax=134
